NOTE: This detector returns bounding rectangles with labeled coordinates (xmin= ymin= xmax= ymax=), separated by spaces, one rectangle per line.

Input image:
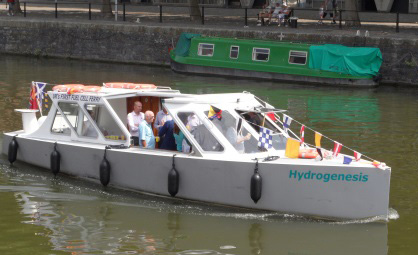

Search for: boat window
xmin=252 ymin=48 xmax=270 ymax=62
xmin=289 ymin=51 xmax=307 ymax=65
xmin=230 ymin=46 xmax=239 ymax=59
xmin=237 ymin=110 xmax=287 ymax=150
xmin=177 ymin=112 xmax=224 ymax=152
xmin=204 ymin=110 xmax=259 ymax=154
xmin=198 ymin=43 xmax=214 ymax=57
xmin=51 ymin=108 xmax=71 ymax=135
xmin=53 ymin=102 xmax=98 ymax=138
xmin=85 ymin=104 xmax=127 ymax=141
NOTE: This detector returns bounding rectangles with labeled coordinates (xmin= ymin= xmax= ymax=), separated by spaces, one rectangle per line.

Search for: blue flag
xmin=343 ymin=156 xmax=353 ymax=165
xmin=258 ymin=127 xmax=273 ymax=150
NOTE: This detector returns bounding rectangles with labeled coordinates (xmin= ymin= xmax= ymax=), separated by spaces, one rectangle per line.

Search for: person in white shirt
xmin=127 ymin=101 xmax=144 ymax=146
xmin=154 ymin=107 xmax=173 ymax=131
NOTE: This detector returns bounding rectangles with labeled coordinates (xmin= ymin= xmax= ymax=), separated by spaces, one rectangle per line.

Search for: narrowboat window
xmin=230 ymin=46 xmax=239 ymax=59
xmin=204 ymin=110 xmax=259 ymax=154
xmin=177 ymin=112 xmax=224 ymax=152
xmin=51 ymin=108 xmax=71 ymax=135
xmin=85 ymin=104 xmax=126 ymax=141
xmin=198 ymin=43 xmax=214 ymax=57
xmin=289 ymin=51 xmax=307 ymax=65
xmin=252 ymin=48 xmax=270 ymax=62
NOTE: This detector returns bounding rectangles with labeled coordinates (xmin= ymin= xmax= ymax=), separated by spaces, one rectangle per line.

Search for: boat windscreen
xmin=84 ymin=104 xmax=127 ymax=141
xmin=177 ymin=112 xmax=224 ymax=152
xmin=204 ymin=110 xmax=259 ymax=154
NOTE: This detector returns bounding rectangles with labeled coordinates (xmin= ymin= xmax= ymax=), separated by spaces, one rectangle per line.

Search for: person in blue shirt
xmin=139 ymin=111 xmax=155 ymax=149
xmin=158 ymin=120 xmax=177 ymax=150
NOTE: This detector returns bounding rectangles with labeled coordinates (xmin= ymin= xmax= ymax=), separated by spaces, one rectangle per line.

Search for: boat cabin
xmin=26 ymin=85 xmax=288 ymax=158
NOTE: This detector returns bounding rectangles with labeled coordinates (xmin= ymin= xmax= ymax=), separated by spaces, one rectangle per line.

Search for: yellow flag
xmin=285 ymin=138 xmax=300 ymax=158
xmin=315 ymin=132 xmax=322 ymax=148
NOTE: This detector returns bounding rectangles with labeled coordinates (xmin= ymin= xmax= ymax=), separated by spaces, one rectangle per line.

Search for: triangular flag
xmin=316 ymin=148 xmax=323 ymax=160
xmin=315 ymin=132 xmax=322 ymax=148
xmin=333 ymin=142 xmax=342 ymax=157
xmin=208 ymin=106 xmax=222 ymax=120
xmin=343 ymin=156 xmax=353 ymax=164
xmin=300 ymin=125 xmax=305 ymax=145
xmin=266 ymin=112 xmax=277 ymax=122
xmin=285 ymin=138 xmax=300 ymax=158
xmin=354 ymin=151 xmax=362 ymax=161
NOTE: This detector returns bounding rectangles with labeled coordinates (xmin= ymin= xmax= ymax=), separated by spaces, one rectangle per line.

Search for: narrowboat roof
xmin=192 ymin=36 xmax=312 ymax=49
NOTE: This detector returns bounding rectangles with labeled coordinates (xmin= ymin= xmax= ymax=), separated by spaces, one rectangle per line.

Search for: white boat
xmin=2 ymin=82 xmax=391 ymax=220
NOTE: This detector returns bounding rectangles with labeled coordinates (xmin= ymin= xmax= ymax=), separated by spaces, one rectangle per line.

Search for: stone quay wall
xmin=0 ymin=19 xmax=417 ymax=86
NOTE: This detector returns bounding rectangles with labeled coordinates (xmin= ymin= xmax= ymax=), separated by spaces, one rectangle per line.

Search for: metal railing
xmin=15 ymin=1 xmax=418 ymax=33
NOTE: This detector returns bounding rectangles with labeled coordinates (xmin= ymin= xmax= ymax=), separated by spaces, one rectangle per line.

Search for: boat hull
xmin=171 ymin=60 xmax=379 ymax=87
xmin=2 ymin=133 xmax=391 ymax=220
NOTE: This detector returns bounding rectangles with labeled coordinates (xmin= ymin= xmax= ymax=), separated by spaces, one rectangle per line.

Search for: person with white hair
xmin=139 ymin=110 xmax=156 ymax=149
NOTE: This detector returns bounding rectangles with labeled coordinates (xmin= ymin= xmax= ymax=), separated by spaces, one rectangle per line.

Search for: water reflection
xmin=2 ymin=54 xmax=418 ymax=254
xmin=0 ymin=161 xmax=388 ymax=255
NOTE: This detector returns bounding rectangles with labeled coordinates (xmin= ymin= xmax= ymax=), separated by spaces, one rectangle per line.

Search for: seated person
xmin=257 ymin=2 xmax=274 ymax=26
xmin=82 ymin=110 xmax=98 ymax=137
xmin=225 ymin=119 xmax=251 ymax=153
xmin=245 ymin=112 xmax=261 ymax=133
xmin=158 ymin=120 xmax=177 ymax=151
xmin=277 ymin=4 xmax=291 ymax=26
xmin=186 ymin=113 xmax=201 ymax=132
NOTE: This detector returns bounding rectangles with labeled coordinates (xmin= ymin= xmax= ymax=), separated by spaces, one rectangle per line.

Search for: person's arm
xmin=139 ymin=123 xmax=147 ymax=147
xmin=154 ymin=112 xmax=161 ymax=130
xmin=158 ymin=122 xmax=167 ymax=137
xmin=127 ymin=114 xmax=138 ymax=133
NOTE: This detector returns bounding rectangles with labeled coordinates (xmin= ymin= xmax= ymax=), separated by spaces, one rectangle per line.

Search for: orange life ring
xmin=52 ymin=84 xmax=85 ymax=92
xmin=83 ymin=86 xmax=102 ymax=92
xmin=139 ymin=84 xmax=157 ymax=89
xmin=103 ymin=82 xmax=137 ymax=89
xmin=298 ymin=149 xmax=319 ymax=159
xmin=103 ymin=82 xmax=156 ymax=90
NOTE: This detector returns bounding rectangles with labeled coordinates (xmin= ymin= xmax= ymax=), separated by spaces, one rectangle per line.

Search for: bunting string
xmin=253 ymin=98 xmax=376 ymax=163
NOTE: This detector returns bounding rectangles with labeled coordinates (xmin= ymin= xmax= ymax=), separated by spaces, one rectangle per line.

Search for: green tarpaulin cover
xmin=175 ymin=33 xmax=201 ymax=57
xmin=308 ymin=44 xmax=383 ymax=77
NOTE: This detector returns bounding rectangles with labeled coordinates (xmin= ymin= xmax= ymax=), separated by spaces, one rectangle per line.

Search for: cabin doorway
xmin=126 ymin=96 xmax=160 ymax=117
xmin=126 ymin=96 xmax=161 ymax=147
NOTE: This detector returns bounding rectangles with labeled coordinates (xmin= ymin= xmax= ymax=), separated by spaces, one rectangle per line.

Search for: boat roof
xmin=193 ymin=36 xmax=312 ymax=49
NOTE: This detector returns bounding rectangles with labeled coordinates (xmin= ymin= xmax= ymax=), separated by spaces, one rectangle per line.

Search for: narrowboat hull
xmin=171 ymin=59 xmax=378 ymax=87
xmin=2 ymin=132 xmax=391 ymax=220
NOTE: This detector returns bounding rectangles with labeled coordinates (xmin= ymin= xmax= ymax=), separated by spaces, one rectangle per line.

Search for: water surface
xmin=1 ymin=55 xmax=417 ymax=255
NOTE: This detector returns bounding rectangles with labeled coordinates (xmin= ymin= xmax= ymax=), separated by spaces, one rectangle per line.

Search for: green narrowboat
xmin=170 ymin=33 xmax=383 ymax=87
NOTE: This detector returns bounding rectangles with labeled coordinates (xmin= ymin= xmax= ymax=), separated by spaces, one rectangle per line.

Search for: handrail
xmin=15 ymin=1 xmax=418 ymax=33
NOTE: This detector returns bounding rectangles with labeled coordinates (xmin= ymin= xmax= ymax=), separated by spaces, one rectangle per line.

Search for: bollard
xmin=396 ymin=12 xmax=399 ymax=33
xmin=24 ymin=2 xmax=26 ymax=17
xmin=89 ymin=3 xmax=91 ymax=20
xmin=245 ymin=8 xmax=247 ymax=27
xmin=202 ymin=6 xmax=204 ymax=25
xmin=339 ymin=10 xmax=342 ymax=29
xmin=55 ymin=2 xmax=58 ymax=19
xmin=123 ymin=3 xmax=126 ymax=21
xmin=159 ymin=5 xmax=162 ymax=23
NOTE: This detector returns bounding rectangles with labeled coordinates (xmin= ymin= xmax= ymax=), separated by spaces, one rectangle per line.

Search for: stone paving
xmin=2 ymin=1 xmax=418 ymax=40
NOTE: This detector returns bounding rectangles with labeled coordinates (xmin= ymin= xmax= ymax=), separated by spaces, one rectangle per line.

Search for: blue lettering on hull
xmin=289 ymin=170 xmax=368 ymax=183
